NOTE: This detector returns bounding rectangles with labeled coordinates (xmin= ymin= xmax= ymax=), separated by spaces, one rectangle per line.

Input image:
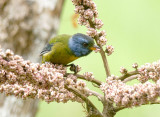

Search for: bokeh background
xmin=36 ymin=0 xmax=160 ymax=117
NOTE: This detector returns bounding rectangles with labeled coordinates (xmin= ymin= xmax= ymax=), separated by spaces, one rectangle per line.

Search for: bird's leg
xmin=66 ymin=64 xmax=79 ymax=74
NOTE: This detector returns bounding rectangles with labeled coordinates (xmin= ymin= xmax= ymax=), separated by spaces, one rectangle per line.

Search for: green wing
xmin=40 ymin=43 xmax=53 ymax=56
xmin=49 ymin=34 xmax=71 ymax=44
xmin=40 ymin=34 xmax=71 ymax=56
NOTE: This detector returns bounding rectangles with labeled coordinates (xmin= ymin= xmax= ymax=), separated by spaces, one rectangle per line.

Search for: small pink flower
xmin=105 ymin=45 xmax=114 ymax=56
xmin=86 ymin=28 xmax=97 ymax=37
xmin=120 ymin=67 xmax=128 ymax=74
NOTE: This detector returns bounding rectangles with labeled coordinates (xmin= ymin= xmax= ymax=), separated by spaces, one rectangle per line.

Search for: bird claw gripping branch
xmin=66 ymin=64 xmax=80 ymax=74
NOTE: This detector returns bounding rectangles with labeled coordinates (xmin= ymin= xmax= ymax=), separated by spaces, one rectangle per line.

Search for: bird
xmin=40 ymin=33 xmax=100 ymax=65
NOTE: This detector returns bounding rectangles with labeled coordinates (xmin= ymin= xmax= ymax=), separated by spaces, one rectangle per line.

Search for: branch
xmin=114 ymin=106 xmax=125 ymax=112
xmin=84 ymin=88 xmax=104 ymax=102
xmin=99 ymin=47 xmax=111 ymax=77
xmin=117 ymin=70 xmax=139 ymax=81
xmin=88 ymin=20 xmax=111 ymax=77
xmin=123 ymin=75 xmax=139 ymax=83
xmin=114 ymin=101 xmax=160 ymax=112
xmin=151 ymin=101 xmax=160 ymax=104
xmin=65 ymin=73 xmax=102 ymax=86
xmin=65 ymin=85 xmax=103 ymax=117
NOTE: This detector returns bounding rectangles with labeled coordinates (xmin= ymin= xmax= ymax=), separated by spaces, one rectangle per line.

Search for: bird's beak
xmin=90 ymin=45 xmax=100 ymax=50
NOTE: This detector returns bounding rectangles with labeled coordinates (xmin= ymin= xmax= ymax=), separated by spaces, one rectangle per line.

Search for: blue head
xmin=69 ymin=33 xmax=99 ymax=57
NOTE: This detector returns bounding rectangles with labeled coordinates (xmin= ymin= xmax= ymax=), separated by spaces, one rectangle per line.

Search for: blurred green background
xmin=36 ymin=0 xmax=160 ymax=117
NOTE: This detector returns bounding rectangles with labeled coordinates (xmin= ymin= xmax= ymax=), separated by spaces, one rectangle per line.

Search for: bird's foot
xmin=66 ymin=64 xmax=80 ymax=74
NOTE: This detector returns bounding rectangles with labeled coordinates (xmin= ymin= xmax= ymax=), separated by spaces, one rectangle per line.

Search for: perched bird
xmin=40 ymin=33 xmax=99 ymax=65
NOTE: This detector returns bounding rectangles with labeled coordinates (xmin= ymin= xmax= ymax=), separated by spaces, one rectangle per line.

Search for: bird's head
xmin=69 ymin=33 xmax=100 ymax=57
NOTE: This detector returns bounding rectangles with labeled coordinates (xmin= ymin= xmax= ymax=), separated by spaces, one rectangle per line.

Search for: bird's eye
xmin=83 ymin=42 xmax=88 ymax=47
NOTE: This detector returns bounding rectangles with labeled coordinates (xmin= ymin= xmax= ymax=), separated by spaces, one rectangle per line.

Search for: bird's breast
xmin=42 ymin=49 xmax=79 ymax=65
xmin=51 ymin=53 xmax=78 ymax=65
